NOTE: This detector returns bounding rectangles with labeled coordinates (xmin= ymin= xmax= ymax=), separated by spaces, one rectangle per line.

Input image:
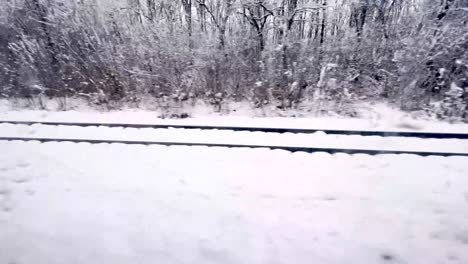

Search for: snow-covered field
xmin=1 ymin=141 xmax=468 ymax=264
xmin=1 ymin=104 xmax=468 ymax=264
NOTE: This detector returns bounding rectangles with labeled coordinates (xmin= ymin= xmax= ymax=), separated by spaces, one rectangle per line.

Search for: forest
xmin=0 ymin=0 xmax=467 ymax=119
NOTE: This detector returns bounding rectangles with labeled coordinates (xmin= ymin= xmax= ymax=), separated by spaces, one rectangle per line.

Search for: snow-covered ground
xmin=1 ymin=123 xmax=468 ymax=154
xmin=1 ymin=141 xmax=468 ymax=264
xmin=1 ymin=104 xmax=468 ymax=263
xmin=1 ymin=101 xmax=468 ymax=133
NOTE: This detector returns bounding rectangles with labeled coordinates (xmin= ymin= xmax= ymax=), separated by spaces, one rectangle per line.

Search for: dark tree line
xmin=0 ymin=0 xmax=467 ymax=118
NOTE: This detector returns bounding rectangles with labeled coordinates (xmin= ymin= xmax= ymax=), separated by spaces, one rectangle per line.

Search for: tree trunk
xmin=197 ymin=0 xmax=206 ymax=32
xmin=147 ymin=0 xmax=156 ymax=21
xmin=30 ymin=0 xmax=61 ymax=90
xmin=319 ymin=0 xmax=327 ymax=45
xmin=182 ymin=0 xmax=193 ymax=49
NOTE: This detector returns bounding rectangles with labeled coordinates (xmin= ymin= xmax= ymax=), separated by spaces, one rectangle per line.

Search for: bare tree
xmin=0 ymin=0 xmax=465 ymax=118
xmin=195 ymin=0 xmax=234 ymax=49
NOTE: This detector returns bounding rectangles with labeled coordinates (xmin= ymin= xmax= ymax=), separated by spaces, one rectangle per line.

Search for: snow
xmin=1 ymin=100 xmax=468 ymax=133
xmin=1 ymin=141 xmax=468 ymax=264
xmin=1 ymin=123 xmax=468 ymax=154
xmin=1 ymin=103 xmax=468 ymax=263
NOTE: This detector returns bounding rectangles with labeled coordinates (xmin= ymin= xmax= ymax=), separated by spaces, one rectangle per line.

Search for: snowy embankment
xmin=1 ymin=123 xmax=468 ymax=154
xmin=1 ymin=102 xmax=468 ymax=133
xmin=1 ymin=141 xmax=468 ymax=264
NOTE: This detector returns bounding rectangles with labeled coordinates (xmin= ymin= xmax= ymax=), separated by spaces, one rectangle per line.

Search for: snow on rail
xmin=0 ymin=136 xmax=467 ymax=157
xmin=1 ymin=120 xmax=468 ymax=139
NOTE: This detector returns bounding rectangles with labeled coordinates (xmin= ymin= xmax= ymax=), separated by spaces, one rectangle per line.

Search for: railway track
xmin=1 ymin=120 xmax=468 ymax=157
xmin=1 ymin=120 xmax=468 ymax=139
